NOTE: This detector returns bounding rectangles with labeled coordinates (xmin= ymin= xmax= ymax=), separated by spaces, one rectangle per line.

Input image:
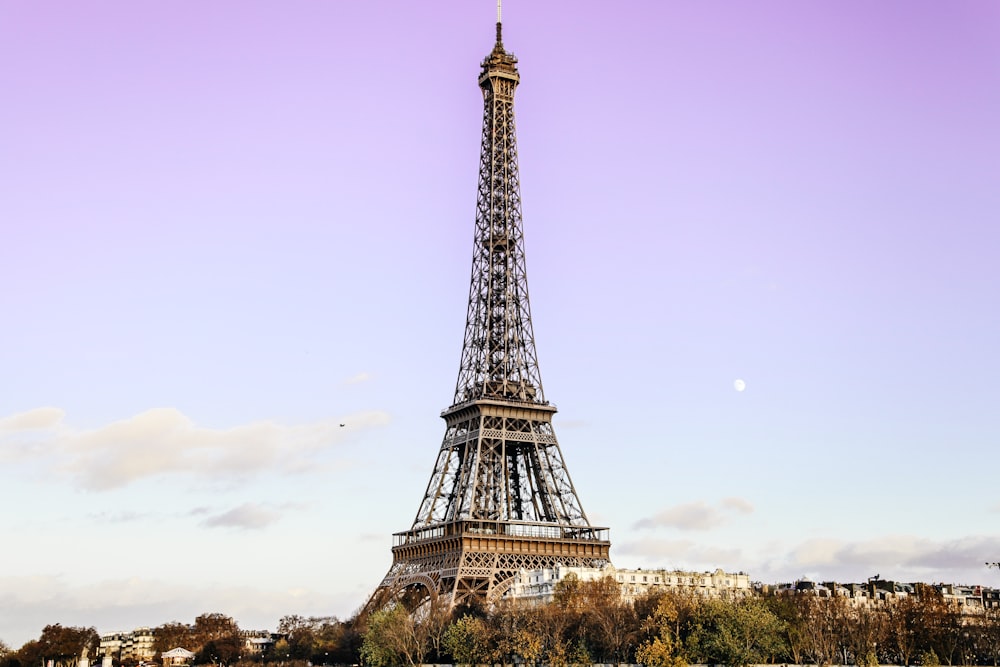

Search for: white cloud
xmin=0 ymin=407 xmax=68 ymax=464
xmin=201 ymin=503 xmax=282 ymax=530
xmin=88 ymin=510 xmax=152 ymax=524
xmin=344 ymin=372 xmax=372 ymax=385
xmin=633 ymin=498 xmax=755 ymax=531
xmin=721 ymin=497 xmax=754 ymax=514
xmin=0 ymin=406 xmax=65 ymax=431
xmin=782 ymin=534 xmax=1000 ymax=576
xmin=614 ymin=537 xmax=743 ymax=569
xmin=0 ymin=407 xmax=390 ymax=491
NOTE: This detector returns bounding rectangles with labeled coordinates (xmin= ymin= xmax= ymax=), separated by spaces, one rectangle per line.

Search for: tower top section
xmin=480 ymin=32 xmax=518 ymax=81
xmin=453 ymin=6 xmax=542 ymax=407
xmin=480 ymin=5 xmax=519 ymax=89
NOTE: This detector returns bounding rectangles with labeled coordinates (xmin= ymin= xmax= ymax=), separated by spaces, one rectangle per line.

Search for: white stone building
xmin=506 ymin=564 xmax=752 ymax=604
xmin=98 ymin=628 xmax=155 ymax=664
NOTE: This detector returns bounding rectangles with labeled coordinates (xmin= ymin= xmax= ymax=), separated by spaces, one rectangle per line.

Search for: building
xmin=239 ymin=630 xmax=274 ymax=655
xmin=98 ymin=627 xmax=275 ymax=664
xmin=507 ymin=564 xmax=751 ymax=604
xmin=98 ymin=628 xmax=155 ymax=664
xmin=160 ymin=648 xmax=194 ymax=667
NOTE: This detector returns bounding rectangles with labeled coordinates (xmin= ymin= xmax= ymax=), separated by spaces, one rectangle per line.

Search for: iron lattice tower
xmin=370 ymin=15 xmax=610 ymax=609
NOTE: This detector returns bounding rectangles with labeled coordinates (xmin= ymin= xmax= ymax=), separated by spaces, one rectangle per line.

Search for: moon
xmin=734 ymin=379 xmax=746 ymax=392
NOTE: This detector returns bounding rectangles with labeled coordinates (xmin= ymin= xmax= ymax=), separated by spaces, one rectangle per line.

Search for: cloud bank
xmin=614 ymin=533 xmax=1000 ymax=587
xmin=0 ymin=407 xmax=389 ymax=491
xmin=633 ymin=498 xmax=755 ymax=531
xmin=202 ymin=503 xmax=286 ymax=530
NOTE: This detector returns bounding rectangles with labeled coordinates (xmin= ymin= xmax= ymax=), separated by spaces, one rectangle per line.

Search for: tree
xmin=443 ymin=615 xmax=491 ymax=666
xmin=186 ymin=614 xmax=241 ymax=667
xmin=197 ymin=637 xmax=242 ymax=667
xmin=690 ymin=597 xmax=785 ymax=667
xmin=796 ymin=594 xmax=843 ymax=667
xmin=491 ymin=601 xmax=544 ymax=667
xmin=540 ymin=594 xmax=581 ymax=667
xmin=6 ymin=626 xmax=99 ymax=667
xmin=885 ymin=595 xmax=920 ymax=667
xmin=765 ymin=593 xmax=807 ymax=664
xmin=360 ymin=605 xmax=428 ymax=667
xmin=979 ymin=604 xmax=1000 ymax=667
xmin=8 ymin=640 xmax=43 ymax=667
xmin=153 ymin=622 xmax=195 ymax=656
xmin=580 ymin=576 xmax=637 ymax=664
xmin=416 ymin=596 xmax=452 ymax=663
xmin=192 ymin=614 xmax=241 ymax=648
xmin=636 ymin=592 xmax=689 ymax=667
xmin=0 ymin=640 xmax=14 ymax=667
xmin=277 ymin=615 xmax=315 ymax=660
xmin=915 ymin=584 xmax=963 ymax=666
xmin=636 ymin=636 xmax=687 ymax=667
xmin=845 ymin=602 xmax=887 ymax=667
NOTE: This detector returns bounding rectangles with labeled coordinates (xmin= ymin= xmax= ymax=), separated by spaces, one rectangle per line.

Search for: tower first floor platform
xmin=373 ymin=519 xmax=610 ymax=607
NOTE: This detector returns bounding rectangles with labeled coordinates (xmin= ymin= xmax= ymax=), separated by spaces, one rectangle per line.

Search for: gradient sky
xmin=3 ymin=0 xmax=999 ymax=649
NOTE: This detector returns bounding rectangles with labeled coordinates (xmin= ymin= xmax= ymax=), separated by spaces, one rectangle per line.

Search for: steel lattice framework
xmin=369 ymin=18 xmax=610 ymax=612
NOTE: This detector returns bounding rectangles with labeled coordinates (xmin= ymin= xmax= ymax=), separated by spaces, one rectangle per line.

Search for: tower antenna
xmin=495 ymin=0 xmax=503 ymax=46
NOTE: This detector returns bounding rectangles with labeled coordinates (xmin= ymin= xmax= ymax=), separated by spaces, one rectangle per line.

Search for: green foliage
xmin=12 ymin=581 xmax=1000 ymax=667
xmin=359 ymin=607 xmax=403 ymax=667
xmin=919 ymin=649 xmax=941 ymax=666
xmin=689 ymin=597 xmax=786 ymax=667
xmin=857 ymin=649 xmax=879 ymax=667
xmin=443 ymin=615 xmax=490 ymax=666
xmin=568 ymin=638 xmax=591 ymax=666
xmin=276 ymin=615 xmax=346 ymax=663
xmin=635 ymin=636 xmax=688 ymax=667
xmin=359 ymin=605 xmax=430 ymax=667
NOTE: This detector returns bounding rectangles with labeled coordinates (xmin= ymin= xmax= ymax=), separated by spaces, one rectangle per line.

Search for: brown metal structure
xmin=370 ymin=16 xmax=610 ymax=610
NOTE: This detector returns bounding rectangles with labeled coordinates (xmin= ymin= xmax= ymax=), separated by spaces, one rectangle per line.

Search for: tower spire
xmin=367 ymin=10 xmax=610 ymax=614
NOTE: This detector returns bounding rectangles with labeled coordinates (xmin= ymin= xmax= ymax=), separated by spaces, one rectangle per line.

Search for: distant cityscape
xmin=14 ymin=566 xmax=1000 ymax=664
xmin=6 ymin=563 xmax=1000 ymax=667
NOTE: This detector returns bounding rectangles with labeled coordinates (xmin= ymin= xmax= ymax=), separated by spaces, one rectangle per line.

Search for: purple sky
xmin=2 ymin=0 xmax=999 ymax=649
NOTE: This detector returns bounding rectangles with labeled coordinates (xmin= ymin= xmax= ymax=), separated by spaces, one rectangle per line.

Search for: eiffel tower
xmin=370 ymin=7 xmax=610 ymax=610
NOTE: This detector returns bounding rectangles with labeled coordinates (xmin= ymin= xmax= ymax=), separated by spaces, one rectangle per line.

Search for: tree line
xmin=4 ymin=577 xmax=1000 ymax=667
xmin=358 ymin=578 xmax=1000 ymax=667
